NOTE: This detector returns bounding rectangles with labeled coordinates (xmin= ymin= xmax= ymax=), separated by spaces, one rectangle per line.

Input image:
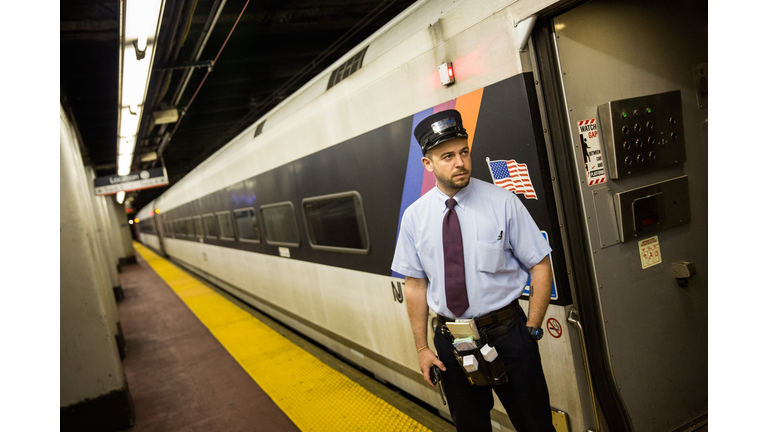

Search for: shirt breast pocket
xmin=476 ymin=240 xmax=506 ymax=273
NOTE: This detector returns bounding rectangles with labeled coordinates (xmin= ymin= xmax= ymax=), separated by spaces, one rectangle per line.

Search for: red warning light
xmin=438 ymin=62 xmax=455 ymax=86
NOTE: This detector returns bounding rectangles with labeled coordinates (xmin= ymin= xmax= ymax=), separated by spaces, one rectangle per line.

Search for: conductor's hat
xmin=414 ymin=109 xmax=468 ymax=155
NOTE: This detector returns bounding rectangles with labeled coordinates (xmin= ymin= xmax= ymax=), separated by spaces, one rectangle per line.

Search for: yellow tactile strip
xmin=134 ymin=242 xmax=430 ymax=432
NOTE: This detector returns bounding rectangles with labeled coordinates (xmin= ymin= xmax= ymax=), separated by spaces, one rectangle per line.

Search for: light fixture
xmin=438 ymin=62 xmax=455 ymax=86
xmin=116 ymin=191 xmax=126 ymax=204
xmin=133 ymin=36 xmax=147 ymax=60
xmin=116 ymin=0 xmax=166 ymax=178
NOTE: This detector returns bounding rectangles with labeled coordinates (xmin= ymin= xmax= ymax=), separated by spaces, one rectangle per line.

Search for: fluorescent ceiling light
xmin=119 ymin=106 xmax=142 ymax=138
xmin=116 ymin=0 xmax=165 ymax=176
xmin=117 ymin=153 xmax=134 ymax=175
xmin=116 ymin=191 xmax=126 ymax=204
xmin=124 ymin=0 xmax=163 ymax=42
xmin=119 ymin=138 xmax=135 ymax=156
xmin=120 ymin=44 xmax=154 ymax=109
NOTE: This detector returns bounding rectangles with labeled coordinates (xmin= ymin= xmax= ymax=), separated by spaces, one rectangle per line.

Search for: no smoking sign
xmin=547 ymin=318 xmax=562 ymax=339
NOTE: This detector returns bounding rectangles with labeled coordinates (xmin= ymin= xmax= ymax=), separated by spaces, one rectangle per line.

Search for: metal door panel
xmin=551 ymin=1 xmax=707 ymax=430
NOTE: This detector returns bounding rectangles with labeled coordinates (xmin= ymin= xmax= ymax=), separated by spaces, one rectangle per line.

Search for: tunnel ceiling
xmin=61 ymin=0 xmax=418 ymax=213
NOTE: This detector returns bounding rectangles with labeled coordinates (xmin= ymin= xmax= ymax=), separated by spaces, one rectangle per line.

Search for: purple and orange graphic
xmin=392 ymin=88 xmax=484 ymax=278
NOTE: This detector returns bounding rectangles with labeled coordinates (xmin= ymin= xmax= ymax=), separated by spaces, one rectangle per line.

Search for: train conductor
xmin=391 ymin=109 xmax=556 ymax=431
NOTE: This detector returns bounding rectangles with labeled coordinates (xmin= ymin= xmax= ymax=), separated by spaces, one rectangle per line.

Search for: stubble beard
xmin=435 ymin=168 xmax=471 ymax=193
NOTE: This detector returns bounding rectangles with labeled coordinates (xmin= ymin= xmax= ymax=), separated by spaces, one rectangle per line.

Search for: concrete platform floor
xmin=117 ymin=255 xmax=300 ymax=431
xmin=116 ymin=251 xmax=455 ymax=432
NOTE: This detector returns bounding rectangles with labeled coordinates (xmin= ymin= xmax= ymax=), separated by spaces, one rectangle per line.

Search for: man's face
xmin=422 ymin=137 xmax=472 ymax=196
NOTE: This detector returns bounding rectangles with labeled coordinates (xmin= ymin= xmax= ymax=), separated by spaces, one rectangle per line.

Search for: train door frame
xmin=528 ymin=1 xmax=708 ymax=431
xmin=153 ymin=211 xmax=168 ymax=256
xmin=527 ymin=2 xmax=634 ymax=430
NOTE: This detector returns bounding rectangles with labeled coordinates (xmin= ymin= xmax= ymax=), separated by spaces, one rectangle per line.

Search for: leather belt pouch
xmin=448 ymin=328 xmax=508 ymax=386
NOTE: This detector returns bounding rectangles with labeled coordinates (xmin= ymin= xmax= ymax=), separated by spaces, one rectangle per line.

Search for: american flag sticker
xmin=578 ymin=118 xmax=606 ymax=186
xmin=486 ymin=157 xmax=538 ymax=200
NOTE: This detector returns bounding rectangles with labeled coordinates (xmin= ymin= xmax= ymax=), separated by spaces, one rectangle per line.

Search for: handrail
xmin=567 ymin=307 xmax=599 ymax=432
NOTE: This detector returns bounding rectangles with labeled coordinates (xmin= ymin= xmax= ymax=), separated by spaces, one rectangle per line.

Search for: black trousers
xmin=434 ymin=311 xmax=555 ymax=432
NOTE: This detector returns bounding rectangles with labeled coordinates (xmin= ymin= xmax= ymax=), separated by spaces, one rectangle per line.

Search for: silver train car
xmin=137 ymin=0 xmax=708 ymax=430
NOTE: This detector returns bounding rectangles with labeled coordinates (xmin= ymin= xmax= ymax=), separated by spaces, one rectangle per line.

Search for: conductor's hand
xmin=418 ymin=348 xmax=446 ymax=387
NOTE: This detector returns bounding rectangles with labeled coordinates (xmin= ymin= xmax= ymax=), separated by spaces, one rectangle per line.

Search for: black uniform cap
xmin=414 ymin=109 xmax=468 ymax=155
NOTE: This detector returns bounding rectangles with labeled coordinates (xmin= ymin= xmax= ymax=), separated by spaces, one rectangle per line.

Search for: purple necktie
xmin=443 ymin=198 xmax=469 ymax=317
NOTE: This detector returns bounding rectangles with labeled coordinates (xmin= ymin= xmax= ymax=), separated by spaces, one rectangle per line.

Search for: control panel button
xmin=599 ymin=90 xmax=685 ymax=179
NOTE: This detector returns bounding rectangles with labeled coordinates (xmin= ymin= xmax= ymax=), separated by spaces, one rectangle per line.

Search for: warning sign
xmin=546 ymin=318 xmax=562 ymax=339
xmin=578 ymin=118 xmax=606 ymax=186
xmin=639 ymin=236 xmax=662 ymax=269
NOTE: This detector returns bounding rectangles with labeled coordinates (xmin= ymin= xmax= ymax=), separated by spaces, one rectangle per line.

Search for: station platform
xmin=118 ymin=243 xmax=455 ymax=431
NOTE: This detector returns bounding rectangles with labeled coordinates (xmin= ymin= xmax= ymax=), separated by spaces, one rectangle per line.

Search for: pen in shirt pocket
xmin=498 ymin=230 xmax=503 ymax=240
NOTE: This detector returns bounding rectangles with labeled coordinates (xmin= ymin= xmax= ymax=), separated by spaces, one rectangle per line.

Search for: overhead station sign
xmin=94 ymin=167 xmax=168 ymax=196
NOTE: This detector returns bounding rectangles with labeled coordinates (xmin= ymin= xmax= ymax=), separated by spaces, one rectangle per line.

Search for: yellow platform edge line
xmin=133 ymin=242 xmax=431 ymax=432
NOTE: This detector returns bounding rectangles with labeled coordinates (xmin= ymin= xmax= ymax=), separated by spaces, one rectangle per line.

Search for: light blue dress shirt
xmin=391 ymin=178 xmax=552 ymax=319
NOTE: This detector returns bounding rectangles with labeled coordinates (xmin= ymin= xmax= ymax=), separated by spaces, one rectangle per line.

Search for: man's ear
xmin=421 ymin=156 xmax=434 ymax=173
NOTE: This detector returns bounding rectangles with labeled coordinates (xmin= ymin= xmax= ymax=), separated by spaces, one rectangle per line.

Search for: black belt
xmin=437 ymin=299 xmax=521 ymax=329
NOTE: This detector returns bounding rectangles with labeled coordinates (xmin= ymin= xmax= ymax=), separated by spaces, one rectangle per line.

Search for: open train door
xmin=530 ymin=0 xmax=707 ymax=430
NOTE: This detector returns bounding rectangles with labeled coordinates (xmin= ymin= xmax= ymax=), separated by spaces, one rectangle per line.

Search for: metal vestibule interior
xmin=532 ymin=0 xmax=708 ymax=430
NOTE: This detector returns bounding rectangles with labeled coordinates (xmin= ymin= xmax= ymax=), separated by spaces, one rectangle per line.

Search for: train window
xmin=203 ymin=214 xmax=219 ymax=239
xmin=139 ymin=220 xmax=155 ymax=234
xmin=260 ymin=202 xmax=300 ymax=247
xmin=234 ymin=208 xmax=261 ymax=243
xmin=184 ymin=217 xmax=195 ymax=237
xmin=193 ymin=216 xmax=204 ymax=239
xmin=301 ymin=191 xmax=370 ymax=254
xmin=217 ymin=211 xmax=235 ymax=240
